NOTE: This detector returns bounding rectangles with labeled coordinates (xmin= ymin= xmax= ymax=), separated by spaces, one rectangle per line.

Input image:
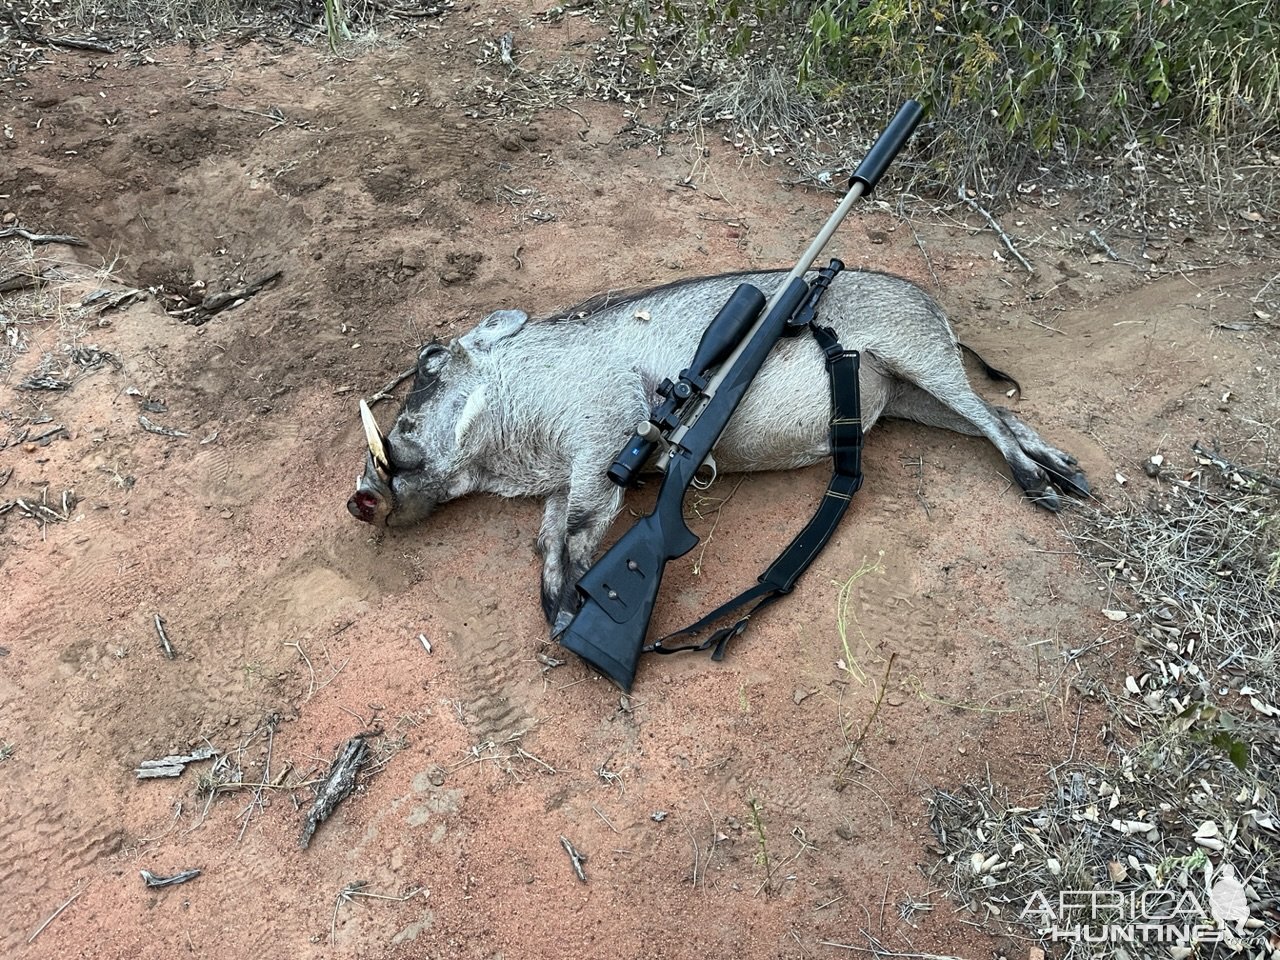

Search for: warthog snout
xmin=347 ymin=489 xmax=381 ymax=523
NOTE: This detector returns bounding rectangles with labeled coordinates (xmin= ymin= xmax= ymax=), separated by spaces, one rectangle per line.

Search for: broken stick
xmin=154 ymin=614 xmax=175 ymax=659
xmin=0 ymin=227 xmax=87 ymax=247
xmin=957 ymin=185 xmax=1033 ymax=273
xmin=140 ymin=868 xmax=200 ymax=888
xmin=135 ymin=746 xmax=216 ymax=779
xmin=138 ymin=415 xmax=189 ymax=439
xmin=299 ymin=735 xmax=370 ymax=849
xmin=559 ymin=835 xmax=588 ymax=882
xmin=368 ymin=366 xmax=417 ymax=407
xmin=199 ymin=269 xmax=282 ymax=314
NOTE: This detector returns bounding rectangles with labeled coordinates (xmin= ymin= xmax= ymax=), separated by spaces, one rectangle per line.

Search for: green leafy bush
xmin=614 ymin=0 xmax=1280 ymax=190
xmin=802 ymin=0 xmax=1279 ymax=147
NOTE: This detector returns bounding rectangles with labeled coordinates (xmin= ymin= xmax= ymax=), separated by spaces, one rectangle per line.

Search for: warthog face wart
xmin=348 ymin=270 xmax=1089 ymax=635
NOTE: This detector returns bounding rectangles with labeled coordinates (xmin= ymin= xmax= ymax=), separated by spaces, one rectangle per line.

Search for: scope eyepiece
xmin=608 ymin=434 xmax=656 ymax=487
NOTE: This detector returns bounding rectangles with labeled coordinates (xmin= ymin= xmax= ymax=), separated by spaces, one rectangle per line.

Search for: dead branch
xmin=299 ymin=735 xmax=370 ymax=849
xmin=26 ymin=887 xmax=85 ymax=944
xmin=957 ymin=185 xmax=1033 ymax=273
xmin=140 ymin=869 xmax=200 ymax=888
xmin=0 ymin=265 xmax=58 ymax=294
xmin=560 ymin=836 xmax=588 ymax=882
xmin=0 ymin=227 xmax=87 ymax=247
xmin=1 ymin=9 xmax=115 ymax=53
xmin=367 ymin=366 xmax=417 ymax=407
xmin=1192 ymin=440 xmax=1280 ymax=492
xmin=154 ymin=614 xmax=175 ymax=660
xmin=136 ymin=747 xmax=216 ymax=779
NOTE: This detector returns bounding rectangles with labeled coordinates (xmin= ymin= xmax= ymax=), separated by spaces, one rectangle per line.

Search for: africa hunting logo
xmin=1019 ymin=863 xmax=1263 ymax=948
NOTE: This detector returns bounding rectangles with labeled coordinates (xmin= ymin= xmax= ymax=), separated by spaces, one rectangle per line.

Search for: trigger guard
xmin=692 ymin=453 xmax=718 ymax=490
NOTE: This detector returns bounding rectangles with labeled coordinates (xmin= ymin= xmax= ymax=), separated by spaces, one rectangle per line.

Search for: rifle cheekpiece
xmin=558 ymin=100 xmax=926 ymax=691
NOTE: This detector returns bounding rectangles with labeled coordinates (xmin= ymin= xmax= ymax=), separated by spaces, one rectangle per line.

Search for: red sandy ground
xmin=1 ymin=7 xmax=1277 ymax=959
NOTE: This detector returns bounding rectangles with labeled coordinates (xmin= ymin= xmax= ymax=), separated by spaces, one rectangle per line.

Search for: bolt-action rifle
xmin=558 ymin=101 xmax=925 ymax=691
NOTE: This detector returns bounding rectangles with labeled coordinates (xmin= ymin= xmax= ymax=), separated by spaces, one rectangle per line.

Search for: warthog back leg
xmin=883 ymin=372 xmax=1084 ymax=509
xmin=992 ymin=406 xmax=1090 ymax=498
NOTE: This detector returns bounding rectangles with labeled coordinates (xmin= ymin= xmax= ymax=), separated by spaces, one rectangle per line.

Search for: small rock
xmin=650 ymin=811 xmax=667 ymax=822
xmin=519 ymin=127 xmax=540 ymax=143
xmin=835 ymin=823 xmax=855 ymax=841
xmin=498 ymin=134 xmax=521 ymax=152
xmin=792 ymin=688 xmax=811 ymax=705
xmin=1 ymin=211 xmax=15 ymax=224
xmin=220 ymin=509 xmax=233 ymax=519
xmin=428 ymin=766 xmax=446 ymax=787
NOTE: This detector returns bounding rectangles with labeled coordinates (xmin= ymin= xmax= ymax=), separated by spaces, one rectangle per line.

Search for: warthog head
xmin=347 ymin=309 xmax=528 ymax=528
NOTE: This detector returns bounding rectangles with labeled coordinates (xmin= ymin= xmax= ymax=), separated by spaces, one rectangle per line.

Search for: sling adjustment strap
xmin=645 ymin=321 xmax=863 ymax=660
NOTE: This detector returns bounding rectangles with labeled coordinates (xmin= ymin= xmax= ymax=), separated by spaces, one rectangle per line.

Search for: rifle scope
xmin=607 ymin=283 xmax=767 ymax=487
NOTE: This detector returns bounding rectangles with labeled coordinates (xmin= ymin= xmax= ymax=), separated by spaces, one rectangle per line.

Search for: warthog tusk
xmin=359 ymin=398 xmax=391 ymax=475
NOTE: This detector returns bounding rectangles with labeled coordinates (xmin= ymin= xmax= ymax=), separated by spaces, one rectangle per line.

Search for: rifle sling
xmin=645 ymin=322 xmax=863 ymax=661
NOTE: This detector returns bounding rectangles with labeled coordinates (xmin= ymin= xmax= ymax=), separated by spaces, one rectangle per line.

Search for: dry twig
xmin=957 ymin=185 xmax=1033 ymax=273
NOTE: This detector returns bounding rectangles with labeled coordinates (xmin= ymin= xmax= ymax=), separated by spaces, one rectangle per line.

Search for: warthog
xmin=349 ymin=269 xmax=1089 ymax=633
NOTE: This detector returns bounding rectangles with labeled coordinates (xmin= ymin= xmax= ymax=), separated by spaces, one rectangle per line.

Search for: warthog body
xmin=349 ymin=269 xmax=1088 ymax=631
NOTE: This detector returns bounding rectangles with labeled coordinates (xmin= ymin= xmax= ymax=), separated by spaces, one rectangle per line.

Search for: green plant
xmin=323 ymin=0 xmax=352 ymax=52
xmin=800 ymin=0 xmax=1279 ymax=148
xmin=610 ymin=0 xmax=1280 ymax=194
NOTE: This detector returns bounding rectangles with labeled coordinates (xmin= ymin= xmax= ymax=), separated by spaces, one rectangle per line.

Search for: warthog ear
xmin=458 ymin=309 xmax=528 ymax=353
xmin=418 ymin=342 xmax=450 ymax=373
xmin=454 ymin=385 xmax=488 ymax=447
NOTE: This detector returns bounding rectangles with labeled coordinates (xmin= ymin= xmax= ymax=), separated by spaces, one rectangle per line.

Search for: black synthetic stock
xmin=849 ymin=100 xmax=924 ymax=194
xmin=559 ymin=278 xmax=811 ymax=690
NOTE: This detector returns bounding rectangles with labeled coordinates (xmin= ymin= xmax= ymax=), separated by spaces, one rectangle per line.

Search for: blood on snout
xmin=347 ymin=490 xmax=380 ymax=523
